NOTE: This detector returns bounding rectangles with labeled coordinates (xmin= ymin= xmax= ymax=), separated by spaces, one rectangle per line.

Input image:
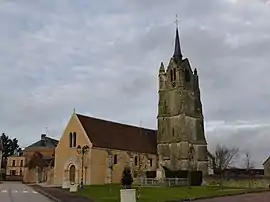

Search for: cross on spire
xmin=173 ymin=14 xmax=183 ymax=60
xmin=175 ymin=14 xmax=179 ymax=29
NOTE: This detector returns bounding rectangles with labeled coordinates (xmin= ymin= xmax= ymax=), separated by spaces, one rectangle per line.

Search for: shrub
xmin=146 ymin=171 xmax=156 ymax=178
xmin=164 ymin=167 xmax=203 ymax=186
xmin=121 ymin=166 xmax=133 ymax=189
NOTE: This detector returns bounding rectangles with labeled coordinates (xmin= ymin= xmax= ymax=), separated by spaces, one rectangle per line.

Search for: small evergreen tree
xmin=121 ymin=166 xmax=133 ymax=189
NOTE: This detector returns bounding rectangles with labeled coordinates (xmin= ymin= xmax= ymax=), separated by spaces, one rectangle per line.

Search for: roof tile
xmin=76 ymin=114 xmax=157 ymax=154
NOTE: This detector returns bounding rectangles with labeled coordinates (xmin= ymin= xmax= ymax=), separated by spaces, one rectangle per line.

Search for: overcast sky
xmin=1 ymin=0 xmax=270 ymax=168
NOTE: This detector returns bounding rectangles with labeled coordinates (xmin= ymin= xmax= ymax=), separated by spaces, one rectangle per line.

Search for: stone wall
xmin=204 ymin=175 xmax=270 ymax=188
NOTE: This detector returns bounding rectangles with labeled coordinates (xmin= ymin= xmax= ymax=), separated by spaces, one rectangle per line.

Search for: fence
xmin=134 ymin=178 xmax=188 ymax=187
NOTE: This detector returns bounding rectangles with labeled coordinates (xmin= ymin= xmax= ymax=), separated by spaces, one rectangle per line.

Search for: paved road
xmin=0 ymin=181 xmax=53 ymax=202
xmin=197 ymin=191 xmax=270 ymax=202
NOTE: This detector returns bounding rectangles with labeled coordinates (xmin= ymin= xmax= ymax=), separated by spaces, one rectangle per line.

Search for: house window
xmin=10 ymin=170 xmax=16 ymax=176
xmin=69 ymin=132 xmax=73 ymax=148
xmin=73 ymin=132 xmax=77 ymax=147
xmin=172 ymin=128 xmax=174 ymax=136
xmin=20 ymin=170 xmax=23 ymax=176
xmin=113 ymin=154 xmax=117 ymax=164
xmin=12 ymin=160 xmax=15 ymax=167
xmin=134 ymin=156 xmax=138 ymax=166
xmin=20 ymin=160 xmax=23 ymax=167
xmin=149 ymin=158 xmax=153 ymax=167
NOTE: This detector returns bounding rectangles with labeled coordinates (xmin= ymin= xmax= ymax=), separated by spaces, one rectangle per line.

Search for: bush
xmin=121 ymin=166 xmax=133 ymax=189
xmin=146 ymin=171 xmax=156 ymax=178
xmin=190 ymin=171 xmax=202 ymax=186
xmin=164 ymin=167 xmax=203 ymax=186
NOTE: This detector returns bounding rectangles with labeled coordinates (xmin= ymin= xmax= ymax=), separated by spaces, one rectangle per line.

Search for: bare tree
xmin=242 ymin=151 xmax=254 ymax=189
xmin=214 ymin=144 xmax=239 ymax=190
xmin=132 ymin=153 xmax=148 ymax=178
xmin=133 ymin=121 xmax=149 ymax=179
xmin=243 ymin=151 xmax=254 ymax=170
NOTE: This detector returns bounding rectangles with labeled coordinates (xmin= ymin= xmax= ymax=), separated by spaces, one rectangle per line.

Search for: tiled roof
xmin=25 ymin=136 xmax=59 ymax=150
xmin=263 ymin=156 xmax=270 ymax=165
xmin=76 ymin=113 xmax=157 ymax=154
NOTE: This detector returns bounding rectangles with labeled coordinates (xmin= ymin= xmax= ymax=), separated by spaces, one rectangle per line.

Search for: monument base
xmin=156 ymin=167 xmax=165 ymax=180
xmin=120 ymin=189 xmax=136 ymax=202
xmin=69 ymin=184 xmax=78 ymax=192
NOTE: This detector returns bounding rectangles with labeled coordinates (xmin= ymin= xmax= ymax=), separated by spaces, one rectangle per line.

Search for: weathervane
xmin=175 ymin=14 xmax=179 ymax=28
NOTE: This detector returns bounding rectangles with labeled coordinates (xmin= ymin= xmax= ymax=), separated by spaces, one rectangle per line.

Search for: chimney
xmin=41 ymin=134 xmax=46 ymax=146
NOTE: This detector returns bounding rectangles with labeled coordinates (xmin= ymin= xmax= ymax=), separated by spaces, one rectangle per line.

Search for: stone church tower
xmin=157 ymin=27 xmax=208 ymax=175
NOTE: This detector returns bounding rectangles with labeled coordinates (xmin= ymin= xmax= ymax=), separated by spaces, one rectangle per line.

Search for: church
xmin=53 ymin=26 xmax=211 ymax=186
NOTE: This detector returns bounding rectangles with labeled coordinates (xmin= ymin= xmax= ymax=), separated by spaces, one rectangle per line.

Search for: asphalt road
xmin=196 ymin=191 xmax=270 ymax=202
xmin=0 ymin=181 xmax=53 ymax=202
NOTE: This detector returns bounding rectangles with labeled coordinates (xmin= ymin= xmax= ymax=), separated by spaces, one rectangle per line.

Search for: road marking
xmin=0 ymin=190 xmax=38 ymax=194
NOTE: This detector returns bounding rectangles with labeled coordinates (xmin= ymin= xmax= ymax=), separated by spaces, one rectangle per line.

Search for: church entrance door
xmin=69 ymin=165 xmax=76 ymax=184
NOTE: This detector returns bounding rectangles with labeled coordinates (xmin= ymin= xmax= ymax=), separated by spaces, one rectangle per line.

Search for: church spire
xmin=173 ymin=15 xmax=183 ymax=60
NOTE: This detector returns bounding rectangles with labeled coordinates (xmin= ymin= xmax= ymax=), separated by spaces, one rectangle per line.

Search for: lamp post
xmin=76 ymin=145 xmax=89 ymax=188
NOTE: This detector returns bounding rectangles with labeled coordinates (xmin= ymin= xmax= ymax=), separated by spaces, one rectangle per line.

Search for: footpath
xmin=30 ymin=185 xmax=94 ymax=202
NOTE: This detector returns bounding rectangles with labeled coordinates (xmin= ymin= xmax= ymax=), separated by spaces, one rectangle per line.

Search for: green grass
xmin=75 ymin=184 xmax=251 ymax=202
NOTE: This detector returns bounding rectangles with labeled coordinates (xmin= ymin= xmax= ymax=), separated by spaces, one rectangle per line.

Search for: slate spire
xmin=173 ymin=15 xmax=183 ymax=60
xmin=173 ymin=27 xmax=183 ymax=60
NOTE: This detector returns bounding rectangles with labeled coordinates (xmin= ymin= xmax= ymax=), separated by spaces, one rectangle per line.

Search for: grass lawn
xmin=76 ymin=184 xmax=250 ymax=202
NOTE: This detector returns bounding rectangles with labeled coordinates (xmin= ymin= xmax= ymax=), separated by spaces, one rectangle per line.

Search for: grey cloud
xmin=0 ymin=0 xmax=270 ymax=167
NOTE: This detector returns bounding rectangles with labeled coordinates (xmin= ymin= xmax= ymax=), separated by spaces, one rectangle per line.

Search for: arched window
xmin=173 ymin=68 xmax=176 ymax=81
xmin=73 ymin=132 xmax=77 ymax=147
xmin=113 ymin=154 xmax=117 ymax=164
xmin=134 ymin=156 xmax=138 ymax=166
xmin=69 ymin=132 xmax=73 ymax=148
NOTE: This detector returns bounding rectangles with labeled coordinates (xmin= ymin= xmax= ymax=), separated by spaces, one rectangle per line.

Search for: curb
xmin=29 ymin=186 xmax=61 ymax=202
